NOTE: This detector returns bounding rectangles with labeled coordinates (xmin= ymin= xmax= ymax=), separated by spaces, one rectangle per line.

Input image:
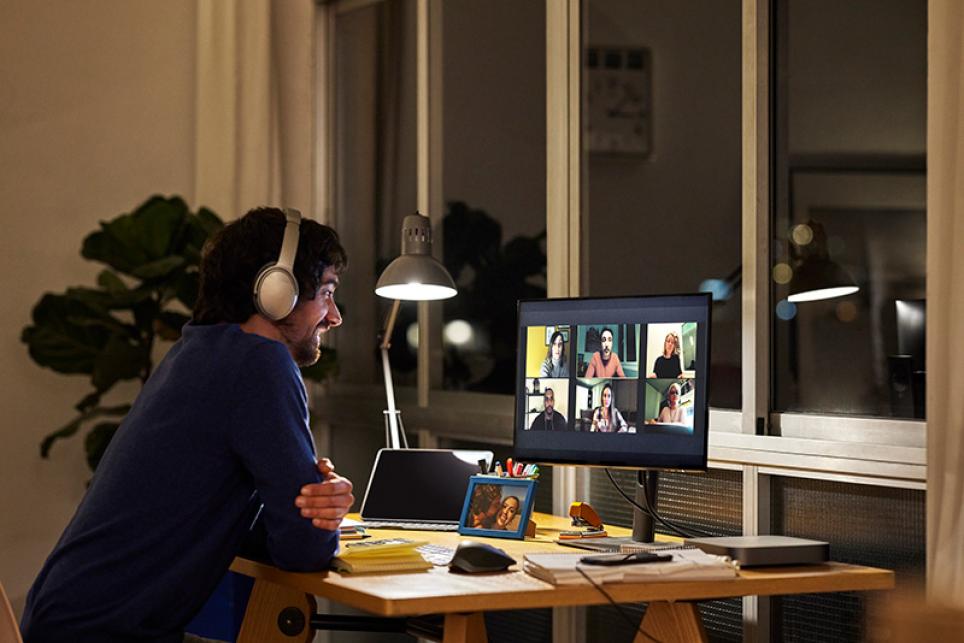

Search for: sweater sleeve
xmin=228 ymin=343 xmax=338 ymax=572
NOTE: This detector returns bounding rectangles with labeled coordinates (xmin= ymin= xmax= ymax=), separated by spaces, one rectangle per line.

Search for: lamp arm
xmin=379 ymin=300 xmax=405 ymax=449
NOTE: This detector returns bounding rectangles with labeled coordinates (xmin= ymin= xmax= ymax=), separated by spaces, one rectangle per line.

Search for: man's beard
xmin=284 ymin=325 xmax=323 ymax=367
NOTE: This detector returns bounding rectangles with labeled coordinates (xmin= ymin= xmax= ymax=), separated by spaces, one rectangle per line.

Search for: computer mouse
xmin=448 ymin=541 xmax=516 ymax=574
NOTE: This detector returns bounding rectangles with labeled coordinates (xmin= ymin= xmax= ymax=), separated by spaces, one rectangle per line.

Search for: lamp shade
xmin=787 ymin=258 xmax=859 ymax=303
xmin=375 ymin=213 xmax=457 ymax=301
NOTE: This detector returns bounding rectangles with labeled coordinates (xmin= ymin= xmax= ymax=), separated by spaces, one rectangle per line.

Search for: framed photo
xmin=585 ymin=46 xmax=652 ymax=157
xmin=458 ymin=477 xmax=537 ymax=540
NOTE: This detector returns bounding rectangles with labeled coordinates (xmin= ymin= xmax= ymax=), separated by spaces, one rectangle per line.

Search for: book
xmin=331 ymin=538 xmax=433 ymax=574
xmin=523 ymin=549 xmax=738 ymax=586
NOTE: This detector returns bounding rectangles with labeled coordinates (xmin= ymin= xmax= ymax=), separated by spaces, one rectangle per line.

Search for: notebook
xmin=359 ymin=448 xmax=493 ymax=531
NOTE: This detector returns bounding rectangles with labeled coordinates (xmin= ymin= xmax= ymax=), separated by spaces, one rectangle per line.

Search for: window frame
xmin=318 ymin=0 xmax=926 ymax=486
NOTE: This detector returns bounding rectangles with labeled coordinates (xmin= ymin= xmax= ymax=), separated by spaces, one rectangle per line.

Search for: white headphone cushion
xmin=255 ymin=266 xmax=299 ymax=320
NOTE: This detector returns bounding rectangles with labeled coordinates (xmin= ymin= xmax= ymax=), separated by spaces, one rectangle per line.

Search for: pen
xmin=494 ymin=462 xmax=503 ymax=476
xmin=506 ymin=458 xmax=513 ymax=477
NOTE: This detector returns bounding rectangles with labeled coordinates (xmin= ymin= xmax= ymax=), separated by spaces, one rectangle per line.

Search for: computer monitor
xmin=513 ymin=294 xmax=712 ymax=545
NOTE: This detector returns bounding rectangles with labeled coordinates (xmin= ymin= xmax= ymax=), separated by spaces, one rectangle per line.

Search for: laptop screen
xmin=360 ymin=449 xmax=493 ymax=522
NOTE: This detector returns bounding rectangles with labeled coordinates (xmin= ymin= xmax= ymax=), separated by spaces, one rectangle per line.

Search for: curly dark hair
xmin=193 ymin=207 xmax=348 ymax=324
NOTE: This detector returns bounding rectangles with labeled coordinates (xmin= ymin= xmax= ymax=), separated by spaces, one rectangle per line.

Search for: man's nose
xmin=327 ymin=301 xmax=343 ymax=327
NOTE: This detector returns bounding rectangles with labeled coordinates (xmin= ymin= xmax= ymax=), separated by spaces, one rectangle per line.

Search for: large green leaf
xmin=22 ymin=294 xmax=112 ymax=374
xmin=196 ymin=207 xmax=224 ymax=237
xmin=92 ymin=335 xmax=148 ymax=391
xmin=40 ymin=403 xmax=130 ymax=457
xmin=82 ymin=196 xmax=189 ymax=277
xmin=130 ymin=256 xmax=185 ymax=280
xmin=96 ymin=269 xmax=128 ymax=293
xmin=155 ymin=311 xmax=190 ymax=341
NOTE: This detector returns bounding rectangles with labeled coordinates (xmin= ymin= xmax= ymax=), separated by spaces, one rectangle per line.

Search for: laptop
xmin=359 ymin=448 xmax=493 ymax=531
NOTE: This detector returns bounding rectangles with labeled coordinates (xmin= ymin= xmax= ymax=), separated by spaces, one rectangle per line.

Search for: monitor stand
xmin=557 ymin=471 xmax=679 ymax=553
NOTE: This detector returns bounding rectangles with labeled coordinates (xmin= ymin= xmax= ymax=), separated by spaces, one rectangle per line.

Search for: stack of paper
xmin=331 ymin=537 xmax=433 ymax=574
xmin=523 ymin=549 xmax=738 ymax=586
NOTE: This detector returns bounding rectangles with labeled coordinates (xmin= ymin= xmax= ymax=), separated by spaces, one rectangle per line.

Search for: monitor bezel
xmin=512 ymin=293 xmax=712 ymax=472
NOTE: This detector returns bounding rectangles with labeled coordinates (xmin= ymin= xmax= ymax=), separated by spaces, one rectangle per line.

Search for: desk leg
xmin=635 ymin=601 xmax=708 ymax=643
xmin=237 ymin=578 xmax=316 ymax=643
xmin=442 ymin=612 xmax=487 ymax=643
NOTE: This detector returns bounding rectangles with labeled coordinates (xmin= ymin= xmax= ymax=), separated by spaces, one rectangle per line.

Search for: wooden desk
xmin=231 ymin=513 xmax=894 ymax=643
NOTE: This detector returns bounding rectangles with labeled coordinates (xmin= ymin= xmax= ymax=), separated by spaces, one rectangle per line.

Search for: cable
xmin=636 ymin=472 xmax=707 ymax=538
xmin=604 ymin=468 xmax=691 ymax=537
xmin=604 ymin=469 xmax=712 ymax=539
xmin=575 ymin=566 xmax=662 ymax=643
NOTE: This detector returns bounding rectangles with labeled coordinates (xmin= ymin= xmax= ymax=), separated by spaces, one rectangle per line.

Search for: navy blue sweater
xmin=21 ymin=323 xmax=339 ymax=643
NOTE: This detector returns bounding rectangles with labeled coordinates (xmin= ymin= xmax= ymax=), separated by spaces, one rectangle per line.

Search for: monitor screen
xmin=513 ymin=294 xmax=711 ymax=470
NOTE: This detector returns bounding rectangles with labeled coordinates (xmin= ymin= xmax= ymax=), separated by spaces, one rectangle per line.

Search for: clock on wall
xmin=585 ymin=47 xmax=651 ymax=156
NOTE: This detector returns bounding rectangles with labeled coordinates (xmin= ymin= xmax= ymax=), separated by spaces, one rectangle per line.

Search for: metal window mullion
xmin=416 ymin=0 xmax=444 ymax=408
xmin=548 ymin=2 xmax=584 ymax=642
xmin=742 ymin=0 xmax=771 ymax=640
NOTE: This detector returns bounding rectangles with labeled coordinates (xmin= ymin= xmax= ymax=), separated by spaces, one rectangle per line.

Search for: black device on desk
xmin=513 ymin=294 xmax=712 ymax=548
xmin=359 ymin=448 xmax=493 ymax=531
xmin=580 ymin=552 xmax=671 ymax=566
xmin=449 ymin=541 xmax=516 ymax=574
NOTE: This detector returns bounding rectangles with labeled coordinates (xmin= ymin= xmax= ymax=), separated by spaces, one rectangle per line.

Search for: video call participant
xmin=529 ymin=387 xmax=568 ymax=431
xmin=590 ymin=383 xmax=628 ymax=433
xmin=657 ymin=382 xmax=685 ymax=424
xmin=584 ymin=327 xmax=626 ymax=378
xmin=650 ymin=331 xmax=683 ymax=379
xmin=540 ymin=330 xmax=569 ymax=377
xmin=21 ymin=208 xmax=355 ymax=643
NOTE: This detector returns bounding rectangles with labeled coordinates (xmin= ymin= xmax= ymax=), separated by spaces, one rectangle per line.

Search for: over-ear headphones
xmin=253 ymin=208 xmax=301 ymax=321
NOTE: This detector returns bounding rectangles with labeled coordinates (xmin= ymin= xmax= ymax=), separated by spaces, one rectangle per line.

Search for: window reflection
xmin=583 ymin=0 xmax=743 ymax=409
xmin=772 ymin=0 xmax=926 ymax=417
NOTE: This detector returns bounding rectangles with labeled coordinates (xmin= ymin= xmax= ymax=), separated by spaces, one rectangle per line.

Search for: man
xmin=528 ymin=387 xmax=568 ymax=431
xmin=584 ymin=327 xmax=626 ymax=378
xmin=22 ymin=208 xmax=354 ymax=643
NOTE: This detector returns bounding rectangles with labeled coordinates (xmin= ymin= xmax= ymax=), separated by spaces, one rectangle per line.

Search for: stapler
xmin=559 ymin=502 xmax=607 ymax=539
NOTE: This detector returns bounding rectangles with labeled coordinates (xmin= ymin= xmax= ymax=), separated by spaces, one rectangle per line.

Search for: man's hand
xmin=295 ymin=458 xmax=354 ymax=531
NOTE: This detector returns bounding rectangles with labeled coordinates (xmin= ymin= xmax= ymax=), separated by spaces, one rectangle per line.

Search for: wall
xmin=0 ymin=0 xmax=197 ymax=612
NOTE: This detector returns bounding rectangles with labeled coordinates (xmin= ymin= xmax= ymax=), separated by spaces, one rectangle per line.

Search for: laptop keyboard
xmin=416 ymin=543 xmax=456 ymax=566
xmin=359 ymin=521 xmax=460 ymax=532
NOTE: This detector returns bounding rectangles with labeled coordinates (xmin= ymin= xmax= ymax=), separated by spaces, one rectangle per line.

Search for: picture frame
xmin=585 ymin=46 xmax=652 ymax=157
xmin=458 ymin=477 xmax=537 ymax=540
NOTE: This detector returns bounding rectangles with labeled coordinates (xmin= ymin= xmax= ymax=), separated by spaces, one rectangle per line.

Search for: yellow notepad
xmin=331 ymin=553 xmax=433 ymax=574
xmin=338 ymin=538 xmax=427 ymax=558
xmin=332 ymin=538 xmax=432 ymax=573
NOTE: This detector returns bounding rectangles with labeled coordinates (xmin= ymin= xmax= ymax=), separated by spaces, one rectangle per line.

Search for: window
xmin=438 ymin=0 xmax=547 ymax=394
xmin=330 ymin=0 xmax=418 ymax=388
xmin=771 ymin=0 xmax=927 ymax=418
xmin=582 ymin=0 xmax=743 ymax=410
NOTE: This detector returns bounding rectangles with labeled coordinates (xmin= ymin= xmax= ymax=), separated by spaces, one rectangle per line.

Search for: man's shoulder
xmin=182 ymin=323 xmax=295 ymax=379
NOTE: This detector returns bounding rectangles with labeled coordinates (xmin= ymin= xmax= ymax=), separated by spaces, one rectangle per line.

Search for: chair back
xmin=0 ymin=581 xmax=23 ymax=643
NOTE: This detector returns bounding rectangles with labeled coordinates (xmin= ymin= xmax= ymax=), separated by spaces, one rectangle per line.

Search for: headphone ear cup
xmin=254 ymin=266 xmax=299 ymax=321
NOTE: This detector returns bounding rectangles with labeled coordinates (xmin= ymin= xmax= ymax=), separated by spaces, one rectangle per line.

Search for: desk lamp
xmin=375 ymin=213 xmax=457 ymax=449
